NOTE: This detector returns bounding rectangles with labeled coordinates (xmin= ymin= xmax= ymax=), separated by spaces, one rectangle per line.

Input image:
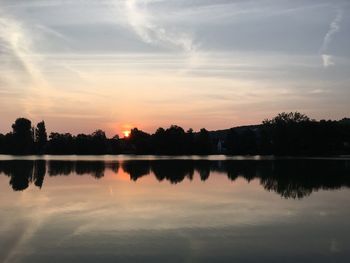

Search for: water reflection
xmin=0 ymin=159 xmax=349 ymax=199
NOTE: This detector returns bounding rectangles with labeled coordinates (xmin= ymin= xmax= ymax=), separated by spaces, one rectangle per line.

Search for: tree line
xmin=0 ymin=112 xmax=349 ymax=155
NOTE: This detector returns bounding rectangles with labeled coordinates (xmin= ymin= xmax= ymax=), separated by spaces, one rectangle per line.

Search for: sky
xmin=0 ymin=0 xmax=349 ymax=136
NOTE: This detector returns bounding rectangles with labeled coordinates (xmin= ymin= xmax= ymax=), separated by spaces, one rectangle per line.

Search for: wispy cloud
xmin=320 ymin=8 xmax=343 ymax=68
xmin=0 ymin=9 xmax=53 ymax=117
xmin=35 ymin=24 xmax=70 ymax=42
xmin=123 ymin=0 xmax=197 ymax=53
xmin=0 ymin=15 xmax=36 ymax=79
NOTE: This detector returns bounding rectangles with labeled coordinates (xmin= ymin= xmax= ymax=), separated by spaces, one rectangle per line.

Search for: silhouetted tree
xmin=91 ymin=130 xmax=108 ymax=154
xmin=183 ymin=128 xmax=195 ymax=154
xmin=158 ymin=125 xmax=187 ymax=155
xmin=107 ymin=135 xmax=121 ymax=154
xmin=47 ymin=133 xmax=74 ymax=154
xmin=194 ymin=128 xmax=212 ymax=155
xmin=11 ymin=118 xmax=34 ymax=154
xmin=128 ymin=128 xmax=152 ymax=154
xmin=152 ymin=128 xmax=166 ymax=154
xmin=263 ymin=112 xmax=311 ymax=125
xmin=262 ymin=112 xmax=312 ymax=155
xmin=259 ymin=112 xmax=350 ymax=155
xmin=35 ymin=121 xmax=47 ymax=154
xmin=75 ymin=134 xmax=90 ymax=154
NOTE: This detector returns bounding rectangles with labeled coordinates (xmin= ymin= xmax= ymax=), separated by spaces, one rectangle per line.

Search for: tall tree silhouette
xmin=11 ymin=118 xmax=34 ymax=154
xmin=35 ymin=121 xmax=47 ymax=154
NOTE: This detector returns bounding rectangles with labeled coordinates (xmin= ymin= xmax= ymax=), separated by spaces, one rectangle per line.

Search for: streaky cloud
xmin=123 ymin=0 xmax=197 ymax=53
xmin=320 ymin=8 xmax=343 ymax=67
xmin=0 ymin=9 xmax=54 ymax=117
xmin=321 ymin=8 xmax=343 ymax=52
xmin=35 ymin=24 xmax=71 ymax=43
xmin=0 ymin=15 xmax=35 ymax=78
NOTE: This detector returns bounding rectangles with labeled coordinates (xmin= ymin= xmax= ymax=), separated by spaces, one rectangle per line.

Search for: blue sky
xmin=0 ymin=0 xmax=349 ymax=135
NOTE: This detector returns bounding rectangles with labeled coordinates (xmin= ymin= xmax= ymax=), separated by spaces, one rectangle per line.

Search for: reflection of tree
xmin=34 ymin=160 xmax=46 ymax=188
xmin=108 ymin=162 xmax=119 ymax=173
xmin=49 ymin=161 xmax=74 ymax=176
xmin=0 ymin=160 xmax=121 ymax=191
xmin=220 ymin=159 xmax=350 ymax=199
xmin=0 ymin=161 xmax=34 ymax=191
xmin=224 ymin=161 xmax=258 ymax=182
xmin=75 ymin=161 xmax=105 ymax=179
xmin=10 ymin=161 xmax=34 ymax=191
xmin=195 ymin=161 xmax=211 ymax=181
xmin=0 ymin=160 xmax=46 ymax=191
xmin=259 ymin=161 xmax=314 ymax=199
xmin=258 ymin=160 xmax=350 ymax=199
xmin=122 ymin=161 xmax=151 ymax=181
xmin=0 ymin=159 xmax=350 ymax=198
xmin=151 ymin=161 xmax=194 ymax=184
xmin=48 ymin=161 xmax=118 ymax=179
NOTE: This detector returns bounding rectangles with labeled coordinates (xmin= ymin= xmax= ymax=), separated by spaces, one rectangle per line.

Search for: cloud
xmin=0 ymin=9 xmax=54 ymax=117
xmin=0 ymin=15 xmax=35 ymax=78
xmin=321 ymin=54 xmax=335 ymax=67
xmin=123 ymin=0 xmax=197 ymax=53
xmin=35 ymin=24 xmax=70 ymax=42
xmin=321 ymin=8 xmax=343 ymax=52
xmin=320 ymin=8 xmax=343 ymax=67
xmin=309 ymin=88 xmax=330 ymax=94
xmin=0 ymin=12 xmax=50 ymax=86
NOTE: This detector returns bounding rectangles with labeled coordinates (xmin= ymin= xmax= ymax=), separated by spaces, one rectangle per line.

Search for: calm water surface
xmin=0 ymin=155 xmax=349 ymax=262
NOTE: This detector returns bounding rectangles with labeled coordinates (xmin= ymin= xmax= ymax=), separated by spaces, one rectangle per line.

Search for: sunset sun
xmin=123 ymin=130 xmax=131 ymax=138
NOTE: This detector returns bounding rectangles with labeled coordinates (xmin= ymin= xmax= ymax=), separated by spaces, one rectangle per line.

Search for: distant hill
xmin=208 ymin=124 xmax=262 ymax=141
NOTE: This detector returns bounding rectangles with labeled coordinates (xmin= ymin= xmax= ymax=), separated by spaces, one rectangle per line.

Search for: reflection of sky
xmin=0 ymin=168 xmax=349 ymax=262
xmin=0 ymin=1 xmax=350 ymax=135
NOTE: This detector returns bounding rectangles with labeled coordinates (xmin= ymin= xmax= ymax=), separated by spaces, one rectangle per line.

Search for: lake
xmin=0 ymin=155 xmax=349 ymax=262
